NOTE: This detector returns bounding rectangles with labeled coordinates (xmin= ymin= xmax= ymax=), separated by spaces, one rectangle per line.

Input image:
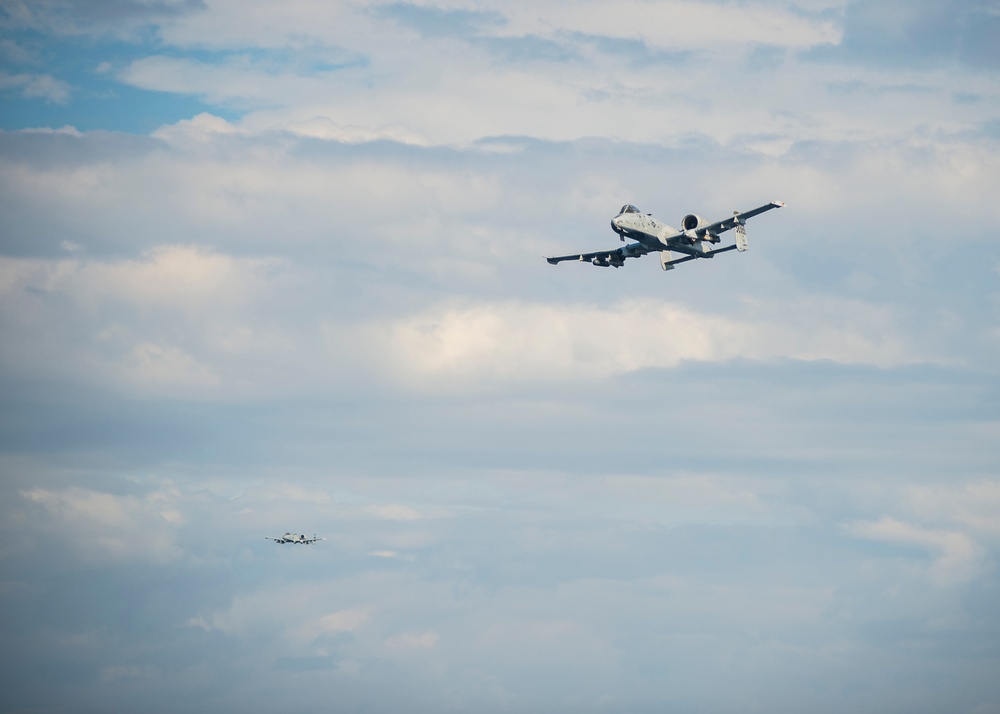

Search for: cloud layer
xmin=1 ymin=1 xmax=999 ymax=712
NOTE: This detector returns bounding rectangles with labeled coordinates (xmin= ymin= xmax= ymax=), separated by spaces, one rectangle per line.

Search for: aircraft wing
xmin=546 ymin=242 xmax=651 ymax=267
xmin=692 ymin=201 xmax=784 ymax=239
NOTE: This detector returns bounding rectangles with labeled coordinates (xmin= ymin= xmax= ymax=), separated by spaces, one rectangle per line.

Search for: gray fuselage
xmin=611 ymin=209 xmax=709 ymax=257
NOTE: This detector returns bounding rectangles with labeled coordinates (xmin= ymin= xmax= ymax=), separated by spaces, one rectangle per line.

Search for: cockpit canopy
xmin=618 ymin=204 xmax=641 ymax=215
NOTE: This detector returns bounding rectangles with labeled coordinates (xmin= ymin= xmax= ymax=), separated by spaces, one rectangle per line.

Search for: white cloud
xmin=846 ymin=516 xmax=990 ymax=586
xmin=121 ymin=54 xmax=360 ymax=107
xmin=364 ymin=504 xmax=428 ymax=521
xmin=595 ymin=473 xmax=777 ymax=524
xmin=0 ymin=240 xmax=949 ymax=398
xmin=78 ymin=245 xmax=281 ymax=310
xmin=495 ymin=0 xmax=842 ymax=50
xmin=2 ymin=117 xmax=995 ymax=404
xmin=155 ymin=0 xmax=366 ymax=49
xmin=151 ymin=111 xmax=249 ymax=141
xmin=385 ymin=630 xmax=439 ymax=650
xmin=477 ymin=618 xmax=617 ymax=669
xmin=188 ymin=583 xmax=371 ymax=647
xmin=316 ymin=608 xmax=370 ymax=634
xmin=0 ymin=247 xmax=297 ymax=394
xmin=379 ymin=296 xmax=929 ymax=387
xmin=902 ymin=479 xmax=1000 ymax=537
xmin=93 ymin=0 xmax=985 ymax=148
xmin=152 ymin=0 xmax=842 ymax=54
xmin=0 ymin=70 xmax=70 ymax=103
xmin=284 ymin=116 xmax=432 ymax=146
xmin=0 ymin=37 xmax=41 ymax=65
xmin=19 ymin=486 xmax=184 ymax=564
xmin=123 ymin=340 xmax=220 ymax=388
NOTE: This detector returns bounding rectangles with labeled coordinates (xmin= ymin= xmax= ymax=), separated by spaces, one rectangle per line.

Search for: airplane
xmin=266 ymin=532 xmax=324 ymax=544
xmin=546 ymin=200 xmax=784 ymax=270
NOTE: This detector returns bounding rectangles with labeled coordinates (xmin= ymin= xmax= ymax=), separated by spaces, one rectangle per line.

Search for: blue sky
xmin=1 ymin=1 xmax=999 ymax=712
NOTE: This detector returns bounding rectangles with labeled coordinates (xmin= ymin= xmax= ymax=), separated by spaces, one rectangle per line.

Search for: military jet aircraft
xmin=546 ymin=200 xmax=784 ymax=270
xmin=266 ymin=532 xmax=324 ymax=544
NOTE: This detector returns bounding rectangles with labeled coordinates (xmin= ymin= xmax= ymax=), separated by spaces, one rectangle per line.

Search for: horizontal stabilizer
xmin=735 ymin=224 xmax=748 ymax=252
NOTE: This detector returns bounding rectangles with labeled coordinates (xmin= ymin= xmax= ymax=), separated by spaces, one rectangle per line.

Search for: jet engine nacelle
xmin=681 ymin=214 xmax=708 ymax=231
xmin=593 ymin=250 xmax=625 ymax=267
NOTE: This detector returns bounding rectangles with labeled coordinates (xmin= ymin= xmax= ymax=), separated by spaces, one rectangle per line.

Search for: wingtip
xmin=773 ymin=200 xmax=785 ymax=207
xmin=546 ymin=257 xmax=558 ymax=265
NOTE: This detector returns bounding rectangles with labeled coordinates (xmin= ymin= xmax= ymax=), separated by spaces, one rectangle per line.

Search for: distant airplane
xmin=546 ymin=200 xmax=784 ymax=270
xmin=266 ymin=532 xmax=324 ymax=544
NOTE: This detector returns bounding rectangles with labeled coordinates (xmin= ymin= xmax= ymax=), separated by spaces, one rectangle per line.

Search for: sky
xmin=1 ymin=0 xmax=999 ymax=712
